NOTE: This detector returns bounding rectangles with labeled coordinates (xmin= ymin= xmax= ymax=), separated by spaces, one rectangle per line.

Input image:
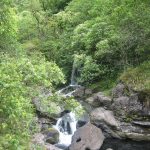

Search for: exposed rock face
xmin=112 ymin=83 xmax=131 ymax=98
xmin=117 ymin=122 xmax=150 ymax=141
xmin=69 ymin=123 xmax=105 ymax=150
xmin=90 ymin=107 xmax=119 ymax=128
xmin=85 ymin=92 xmax=112 ymax=108
xmin=112 ymin=88 xmax=150 ymax=122
xmin=73 ymin=86 xmax=93 ymax=98
xmin=79 ymin=83 xmax=150 ymax=141
xmin=132 ymin=121 xmax=150 ymax=127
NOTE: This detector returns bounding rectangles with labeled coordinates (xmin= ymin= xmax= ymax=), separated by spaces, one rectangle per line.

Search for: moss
xmin=88 ymin=78 xmax=116 ymax=96
xmin=120 ymin=61 xmax=150 ymax=92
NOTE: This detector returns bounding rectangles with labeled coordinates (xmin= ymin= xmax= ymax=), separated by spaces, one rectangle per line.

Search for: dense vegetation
xmin=0 ymin=0 xmax=150 ymax=149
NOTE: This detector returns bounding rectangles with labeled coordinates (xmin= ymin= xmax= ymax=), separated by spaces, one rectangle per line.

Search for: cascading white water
xmin=53 ymin=112 xmax=77 ymax=146
xmin=54 ymin=60 xmax=81 ymax=147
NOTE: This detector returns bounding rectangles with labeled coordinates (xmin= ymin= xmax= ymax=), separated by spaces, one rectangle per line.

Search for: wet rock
xmin=31 ymin=133 xmax=62 ymax=150
xmin=76 ymin=120 xmax=87 ymax=128
xmin=101 ymin=138 xmax=150 ymax=150
xmin=42 ymin=128 xmax=59 ymax=144
xmin=115 ymin=122 xmax=150 ymax=141
xmin=73 ymin=86 xmax=93 ymax=98
xmin=117 ymin=131 xmax=150 ymax=141
xmin=90 ymin=107 xmax=119 ymax=128
xmin=76 ymin=113 xmax=90 ymax=129
xmin=132 ymin=121 xmax=150 ymax=127
xmin=73 ymin=86 xmax=85 ymax=98
xmin=60 ymin=110 xmax=71 ymax=117
xmin=69 ymin=123 xmax=105 ymax=150
xmin=106 ymin=148 xmax=113 ymax=150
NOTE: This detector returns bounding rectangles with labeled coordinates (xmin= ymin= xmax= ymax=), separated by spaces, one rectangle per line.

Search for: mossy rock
xmin=120 ymin=61 xmax=150 ymax=92
xmin=42 ymin=128 xmax=59 ymax=144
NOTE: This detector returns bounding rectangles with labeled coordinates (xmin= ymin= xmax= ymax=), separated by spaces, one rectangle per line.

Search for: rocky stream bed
xmin=31 ymin=83 xmax=150 ymax=150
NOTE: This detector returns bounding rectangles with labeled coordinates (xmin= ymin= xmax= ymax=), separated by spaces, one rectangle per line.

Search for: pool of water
xmin=100 ymin=138 xmax=150 ymax=150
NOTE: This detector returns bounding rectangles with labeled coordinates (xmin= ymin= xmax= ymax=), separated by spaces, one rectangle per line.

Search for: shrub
xmin=0 ymin=53 xmax=65 ymax=149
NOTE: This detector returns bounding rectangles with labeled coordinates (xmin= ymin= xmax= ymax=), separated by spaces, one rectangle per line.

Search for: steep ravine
xmin=31 ymin=83 xmax=150 ymax=150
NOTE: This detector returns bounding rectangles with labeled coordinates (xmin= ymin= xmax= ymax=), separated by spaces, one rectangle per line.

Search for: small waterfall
xmin=53 ymin=112 xmax=77 ymax=146
xmin=53 ymin=60 xmax=82 ymax=147
xmin=70 ymin=59 xmax=77 ymax=86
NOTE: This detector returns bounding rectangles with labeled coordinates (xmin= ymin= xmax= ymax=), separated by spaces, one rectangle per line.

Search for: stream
xmin=52 ymin=61 xmax=150 ymax=150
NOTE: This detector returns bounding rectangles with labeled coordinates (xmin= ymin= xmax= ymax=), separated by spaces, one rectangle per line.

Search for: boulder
xmin=111 ymin=93 xmax=149 ymax=121
xmin=94 ymin=92 xmax=112 ymax=108
xmin=85 ymin=92 xmax=111 ymax=108
xmin=73 ymin=86 xmax=85 ymax=98
xmin=45 ymin=144 xmax=62 ymax=150
xmin=69 ymin=123 xmax=105 ymax=150
xmin=31 ymin=133 xmax=62 ymax=150
xmin=73 ymin=86 xmax=93 ymax=98
xmin=33 ymin=96 xmax=62 ymax=119
xmin=90 ymin=107 xmax=119 ymax=128
xmin=112 ymin=83 xmax=130 ymax=98
xmin=111 ymin=96 xmax=130 ymax=119
xmin=42 ymin=128 xmax=59 ymax=144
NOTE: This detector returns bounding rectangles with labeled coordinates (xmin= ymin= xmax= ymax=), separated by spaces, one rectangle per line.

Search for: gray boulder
xmin=69 ymin=123 xmax=105 ymax=150
xmin=85 ymin=92 xmax=111 ymax=108
xmin=31 ymin=133 xmax=61 ymax=150
xmin=42 ymin=128 xmax=59 ymax=144
xmin=73 ymin=87 xmax=93 ymax=98
xmin=112 ymin=83 xmax=130 ymax=98
xmin=90 ymin=107 xmax=119 ymax=128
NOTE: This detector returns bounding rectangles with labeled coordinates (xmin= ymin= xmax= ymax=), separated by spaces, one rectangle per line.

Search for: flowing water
xmin=54 ymin=61 xmax=150 ymax=149
xmin=55 ymin=65 xmax=79 ymax=147
xmin=70 ymin=59 xmax=77 ymax=86
xmin=53 ymin=112 xmax=77 ymax=146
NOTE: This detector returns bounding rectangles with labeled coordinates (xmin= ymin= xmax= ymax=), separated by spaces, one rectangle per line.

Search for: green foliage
xmin=0 ymin=0 xmax=18 ymax=52
xmin=0 ymin=53 xmax=65 ymax=149
xmin=39 ymin=0 xmax=71 ymax=13
xmin=120 ymin=61 xmax=150 ymax=91
xmin=1 ymin=0 xmax=150 ymax=147
xmin=47 ymin=94 xmax=85 ymax=118
xmin=73 ymin=54 xmax=101 ymax=84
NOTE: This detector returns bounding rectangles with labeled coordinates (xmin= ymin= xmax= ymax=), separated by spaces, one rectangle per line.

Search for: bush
xmin=0 ymin=53 xmax=65 ymax=149
xmin=73 ymin=54 xmax=103 ymax=85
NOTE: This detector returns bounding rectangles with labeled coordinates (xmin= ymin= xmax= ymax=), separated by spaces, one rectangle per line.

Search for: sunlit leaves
xmin=0 ymin=53 xmax=65 ymax=149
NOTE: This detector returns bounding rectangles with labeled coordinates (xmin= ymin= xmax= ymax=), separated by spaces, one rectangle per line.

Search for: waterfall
xmin=53 ymin=112 xmax=77 ymax=146
xmin=53 ymin=60 xmax=82 ymax=147
xmin=70 ymin=59 xmax=77 ymax=86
